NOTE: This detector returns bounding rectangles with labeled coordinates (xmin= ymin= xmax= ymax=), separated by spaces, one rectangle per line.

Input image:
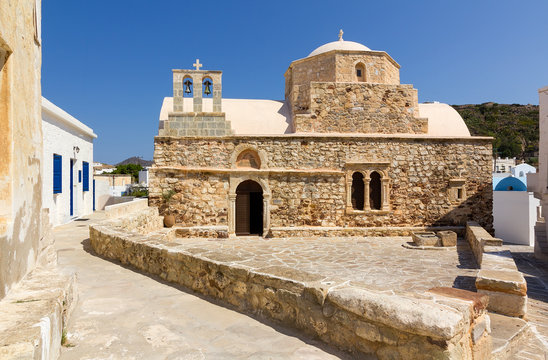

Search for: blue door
xmin=93 ymin=179 xmax=96 ymax=211
xmin=70 ymin=160 xmax=74 ymax=216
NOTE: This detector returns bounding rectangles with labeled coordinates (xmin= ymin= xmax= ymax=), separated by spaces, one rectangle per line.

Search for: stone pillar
xmin=382 ymin=179 xmax=390 ymax=211
xmin=228 ymin=194 xmax=236 ymax=236
xmin=345 ymin=177 xmax=353 ymax=212
xmin=364 ymin=181 xmax=371 ymax=210
xmin=193 ymin=74 xmax=202 ymax=113
xmin=263 ymin=194 xmax=271 ymax=237
xmin=212 ymin=73 xmax=222 ymax=112
xmin=173 ymin=72 xmax=184 ymax=112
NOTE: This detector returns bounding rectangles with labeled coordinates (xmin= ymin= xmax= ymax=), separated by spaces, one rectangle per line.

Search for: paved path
xmin=55 ymin=213 xmax=347 ymax=360
xmin=504 ymin=245 xmax=548 ymax=359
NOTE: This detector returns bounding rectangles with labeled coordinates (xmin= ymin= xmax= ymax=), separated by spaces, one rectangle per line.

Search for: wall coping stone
xmin=466 ymin=222 xmax=528 ymax=317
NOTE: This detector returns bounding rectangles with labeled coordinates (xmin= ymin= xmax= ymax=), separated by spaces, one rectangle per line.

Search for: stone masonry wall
xmin=150 ymin=136 xmax=493 ymax=232
xmin=159 ymin=113 xmax=233 ymax=137
xmin=293 ymin=82 xmax=426 ymax=134
xmin=334 ymin=53 xmax=400 ymax=84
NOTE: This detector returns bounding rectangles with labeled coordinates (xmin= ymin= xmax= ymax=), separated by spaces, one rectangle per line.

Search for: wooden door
xmin=236 ymin=193 xmax=250 ymax=235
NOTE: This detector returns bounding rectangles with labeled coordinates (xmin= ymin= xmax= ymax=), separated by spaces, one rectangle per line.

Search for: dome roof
xmin=494 ymin=177 xmax=527 ymax=191
xmin=308 ymin=39 xmax=371 ymax=57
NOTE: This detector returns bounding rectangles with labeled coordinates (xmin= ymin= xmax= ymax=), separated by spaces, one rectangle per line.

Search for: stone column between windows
xmin=382 ymin=178 xmax=390 ymax=210
xmin=345 ymin=177 xmax=353 ymax=212
xmin=364 ymin=181 xmax=371 ymax=210
xmin=193 ymin=74 xmax=202 ymax=113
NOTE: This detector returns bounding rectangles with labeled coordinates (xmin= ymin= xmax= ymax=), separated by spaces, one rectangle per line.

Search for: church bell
xmin=183 ymin=79 xmax=192 ymax=94
xmin=203 ymin=80 xmax=212 ymax=95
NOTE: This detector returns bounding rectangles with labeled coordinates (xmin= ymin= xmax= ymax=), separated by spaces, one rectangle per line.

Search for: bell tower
xmin=159 ymin=59 xmax=233 ymax=137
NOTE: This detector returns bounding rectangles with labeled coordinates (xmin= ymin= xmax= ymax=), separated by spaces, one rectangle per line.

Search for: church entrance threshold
xmin=235 ymin=180 xmax=263 ymax=236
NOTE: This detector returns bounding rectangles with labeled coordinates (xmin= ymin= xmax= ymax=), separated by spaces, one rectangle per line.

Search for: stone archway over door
xmin=235 ymin=180 xmax=263 ymax=235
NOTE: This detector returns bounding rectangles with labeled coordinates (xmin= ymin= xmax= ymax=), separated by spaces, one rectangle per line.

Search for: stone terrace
xmin=173 ymin=236 xmax=479 ymax=295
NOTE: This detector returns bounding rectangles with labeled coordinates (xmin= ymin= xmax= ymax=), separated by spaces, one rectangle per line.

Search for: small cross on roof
xmin=193 ymin=59 xmax=203 ymax=70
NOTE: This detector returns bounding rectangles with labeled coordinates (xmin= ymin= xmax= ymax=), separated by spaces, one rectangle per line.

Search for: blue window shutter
xmin=83 ymin=161 xmax=89 ymax=191
xmin=53 ymin=154 xmax=62 ymax=193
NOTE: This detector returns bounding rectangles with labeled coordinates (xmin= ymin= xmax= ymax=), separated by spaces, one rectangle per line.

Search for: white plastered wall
xmin=42 ymin=98 xmax=96 ymax=226
xmin=493 ymin=191 xmax=539 ymax=246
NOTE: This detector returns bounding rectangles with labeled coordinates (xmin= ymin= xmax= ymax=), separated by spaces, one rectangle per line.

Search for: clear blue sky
xmin=42 ymin=0 xmax=548 ymax=164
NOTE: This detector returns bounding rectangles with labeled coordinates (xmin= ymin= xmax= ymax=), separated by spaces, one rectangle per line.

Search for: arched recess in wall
xmin=355 ymin=62 xmax=366 ymax=82
xmin=230 ymin=144 xmax=268 ymax=170
xmin=351 ymin=172 xmax=364 ymax=210
xmin=369 ymin=171 xmax=382 ymax=210
xmin=236 ymin=149 xmax=261 ymax=169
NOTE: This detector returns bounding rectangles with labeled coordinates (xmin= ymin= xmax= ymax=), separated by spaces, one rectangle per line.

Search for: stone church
xmin=150 ymin=32 xmax=493 ymax=237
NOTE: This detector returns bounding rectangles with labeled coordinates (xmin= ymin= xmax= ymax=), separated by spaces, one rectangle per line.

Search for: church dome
xmin=308 ymin=31 xmax=371 ymax=57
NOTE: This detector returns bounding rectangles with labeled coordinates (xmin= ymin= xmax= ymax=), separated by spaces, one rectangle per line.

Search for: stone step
xmin=490 ymin=312 xmax=531 ymax=360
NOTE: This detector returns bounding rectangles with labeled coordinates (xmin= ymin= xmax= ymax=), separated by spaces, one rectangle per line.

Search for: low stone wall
xmin=90 ymin=211 xmax=492 ymax=359
xmin=466 ymin=222 xmax=527 ymax=317
xmin=104 ymin=198 xmax=148 ymax=219
xmin=0 ymin=268 xmax=76 ymax=360
xmin=106 ymin=207 xmax=164 ymax=235
xmin=172 ymin=225 xmax=465 ymax=239
xmin=269 ymin=225 xmax=465 ymax=238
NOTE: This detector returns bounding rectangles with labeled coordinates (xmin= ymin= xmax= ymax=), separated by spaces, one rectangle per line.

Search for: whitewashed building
xmin=528 ymin=86 xmax=548 ymax=260
xmin=138 ymin=168 xmax=149 ymax=186
xmin=494 ymin=176 xmax=539 ymax=246
xmin=493 ymin=157 xmax=516 ymax=173
xmin=42 ymin=97 xmax=97 ymax=226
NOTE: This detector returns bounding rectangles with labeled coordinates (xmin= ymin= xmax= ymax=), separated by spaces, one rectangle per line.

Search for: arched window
xmin=355 ymin=63 xmax=366 ymax=82
xmin=369 ymin=171 xmax=382 ymax=210
xmin=351 ymin=172 xmax=364 ymax=210
xmin=519 ymin=171 xmax=524 ymax=177
xmin=183 ymin=76 xmax=193 ymax=97
xmin=236 ymin=150 xmax=261 ymax=169
xmin=202 ymin=77 xmax=213 ymax=97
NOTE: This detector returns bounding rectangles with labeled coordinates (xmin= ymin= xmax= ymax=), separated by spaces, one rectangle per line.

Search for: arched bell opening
xmin=182 ymin=76 xmax=193 ymax=98
xmin=235 ymin=180 xmax=263 ymax=236
xmin=202 ymin=76 xmax=213 ymax=97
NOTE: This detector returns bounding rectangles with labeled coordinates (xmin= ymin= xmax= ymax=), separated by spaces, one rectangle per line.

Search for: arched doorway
xmin=235 ymin=180 xmax=263 ymax=235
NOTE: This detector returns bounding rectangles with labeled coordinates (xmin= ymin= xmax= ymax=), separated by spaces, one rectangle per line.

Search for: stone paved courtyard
xmin=174 ymin=236 xmax=479 ymax=296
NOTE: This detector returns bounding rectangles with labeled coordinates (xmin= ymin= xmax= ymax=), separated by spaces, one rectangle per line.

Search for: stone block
xmin=437 ymin=230 xmax=457 ymax=247
xmin=484 ymin=237 xmax=503 ymax=246
xmin=477 ymin=289 xmax=527 ymax=317
xmin=428 ymin=287 xmax=488 ymax=317
xmin=412 ymin=232 xmax=440 ymax=246
xmin=476 ymin=269 xmax=527 ymax=296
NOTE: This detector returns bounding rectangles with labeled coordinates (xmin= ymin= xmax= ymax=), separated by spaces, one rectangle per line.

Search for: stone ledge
xmin=89 ymin=212 xmax=491 ymax=359
xmin=0 ymin=267 xmax=77 ymax=360
xmin=466 ymin=222 xmax=528 ymax=318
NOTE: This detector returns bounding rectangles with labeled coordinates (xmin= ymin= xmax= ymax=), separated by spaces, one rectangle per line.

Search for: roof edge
xmin=41 ymin=97 xmax=97 ymax=139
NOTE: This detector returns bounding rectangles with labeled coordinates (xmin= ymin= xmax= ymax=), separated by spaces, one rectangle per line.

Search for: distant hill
xmin=116 ymin=157 xmax=153 ymax=167
xmin=452 ymin=103 xmax=539 ymax=165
